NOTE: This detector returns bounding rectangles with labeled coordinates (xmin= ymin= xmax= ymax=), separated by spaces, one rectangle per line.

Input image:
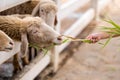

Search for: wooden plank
xmin=13 ymin=53 xmax=50 ymax=80
xmin=57 ymin=8 xmax=95 ymax=54
xmin=59 ymin=0 xmax=90 ymax=20
xmin=0 ymin=0 xmax=30 ymax=12
xmin=0 ymin=41 xmax=21 ymax=65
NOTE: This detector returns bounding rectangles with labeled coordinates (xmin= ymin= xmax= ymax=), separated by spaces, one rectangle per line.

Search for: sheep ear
xmin=54 ymin=15 xmax=58 ymax=26
xmin=31 ymin=2 xmax=40 ymax=16
xmin=20 ymin=32 xmax=28 ymax=58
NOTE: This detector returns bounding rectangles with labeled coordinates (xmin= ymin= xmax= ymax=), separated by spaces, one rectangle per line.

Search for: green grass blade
xmin=102 ymin=35 xmax=112 ymax=48
xmin=62 ymin=39 xmax=69 ymax=43
xmin=29 ymin=44 xmax=39 ymax=51
xmin=98 ymin=42 xmax=104 ymax=45
xmin=42 ymin=48 xmax=49 ymax=56
xmin=104 ymin=19 xmax=120 ymax=29
xmin=80 ymin=39 xmax=92 ymax=43
xmin=101 ymin=26 xmax=120 ymax=33
xmin=42 ymin=44 xmax=55 ymax=56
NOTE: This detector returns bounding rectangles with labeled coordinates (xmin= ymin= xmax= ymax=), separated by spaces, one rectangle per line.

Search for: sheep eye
xmin=33 ymin=31 xmax=38 ymax=34
xmin=46 ymin=11 xmax=49 ymax=13
xmin=41 ymin=9 xmax=44 ymax=12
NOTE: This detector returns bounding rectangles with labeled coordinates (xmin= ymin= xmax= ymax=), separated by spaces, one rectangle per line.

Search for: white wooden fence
xmin=0 ymin=0 xmax=112 ymax=80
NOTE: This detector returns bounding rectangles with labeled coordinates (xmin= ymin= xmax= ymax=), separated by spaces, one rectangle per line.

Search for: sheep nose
xmin=9 ymin=41 xmax=14 ymax=46
xmin=57 ymin=37 xmax=62 ymax=41
xmin=4 ymin=41 xmax=14 ymax=51
xmin=54 ymin=36 xmax=64 ymax=45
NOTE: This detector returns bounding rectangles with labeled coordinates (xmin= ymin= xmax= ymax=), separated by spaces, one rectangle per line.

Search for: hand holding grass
xmin=86 ymin=19 xmax=120 ymax=46
xmin=86 ymin=32 xmax=110 ymax=43
xmin=86 ymin=33 xmax=102 ymax=43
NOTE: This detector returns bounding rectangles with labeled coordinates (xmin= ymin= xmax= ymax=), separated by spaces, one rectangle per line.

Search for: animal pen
xmin=0 ymin=0 xmax=112 ymax=80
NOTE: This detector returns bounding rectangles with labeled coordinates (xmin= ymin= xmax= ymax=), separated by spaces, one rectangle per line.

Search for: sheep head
xmin=24 ymin=17 xmax=63 ymax=49
xmin=0 ymin=30 xmax=14 ymax=51
xmin=39 ymin=0 xmax=58 ymax=27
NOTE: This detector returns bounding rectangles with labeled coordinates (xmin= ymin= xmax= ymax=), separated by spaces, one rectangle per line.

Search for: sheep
xmin=0 ymin=30 xmax=14 ymax=51
xmin=0 ymin=0 xmax=58 ymax=27
xmin=0 ymin=16 xmax=63 ymax=73
xmin=32 ymin=0 xmax=58 ymax=27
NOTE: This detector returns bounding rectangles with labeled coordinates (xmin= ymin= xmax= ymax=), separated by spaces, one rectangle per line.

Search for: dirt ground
xmin=48 ymin=1 xmax=120 ymax=80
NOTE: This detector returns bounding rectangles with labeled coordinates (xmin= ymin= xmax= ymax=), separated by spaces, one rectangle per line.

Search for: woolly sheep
xmin=0 ymin=16 xmax=63 ymax=72
xmin=32 ymin=0 xmax=58 ymax=27
xmin=0 ymin=0 xmax=58 ymax=27
xmin=0 ymin=30 xmax=14 ymax=51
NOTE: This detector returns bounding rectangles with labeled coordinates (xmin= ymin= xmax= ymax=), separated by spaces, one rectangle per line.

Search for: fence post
xmin=51 ymin=0 xmax=61 ymax=72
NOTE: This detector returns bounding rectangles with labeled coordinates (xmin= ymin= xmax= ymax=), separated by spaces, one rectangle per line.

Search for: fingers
xmin=86 ymin=33 xmax=101 ymax=43
xmin=92 ymin=37 xmax=99 ymax=43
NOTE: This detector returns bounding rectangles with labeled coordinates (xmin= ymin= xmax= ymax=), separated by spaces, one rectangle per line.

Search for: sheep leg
xmin=20 ymin=32 xmax=29 ymax=66
xmin=21 ymin=54 xmax=29 ymax=66
xmin=13 ymin=53 xmax=23 ymax=74
xmin=22 ymin=46 xmax=29 ymax=66
xmin=20 ymin=32 xmax=28 ymax=57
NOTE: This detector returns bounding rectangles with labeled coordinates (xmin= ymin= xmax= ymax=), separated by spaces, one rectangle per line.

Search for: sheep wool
xmin=0 ymin=16 xmax=43 ymax=41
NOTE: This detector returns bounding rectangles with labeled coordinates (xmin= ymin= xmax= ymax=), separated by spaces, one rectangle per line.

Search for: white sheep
xmin=0 ymin=16 xmax=63 ymax=73
xmin=32 ymin=0 xmax=58 ymax=27
xmin=0 ymin=0 xmax=58 ymax=27
xmin=0 ymin=30 xmax=14 ymax=51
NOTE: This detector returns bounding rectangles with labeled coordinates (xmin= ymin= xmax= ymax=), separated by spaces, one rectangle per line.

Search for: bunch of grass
xmin=29 ymin=35 xmax=92 ymax=55
xmin=100 ymin=19 xmax=120 ymax=48
xmin=102 ymin=19 xmax=120 ymax=35
xmin=62 ymin=35 xmax=92 ymax=43
xmin=41 ymin=35 xmax=93 ymax=55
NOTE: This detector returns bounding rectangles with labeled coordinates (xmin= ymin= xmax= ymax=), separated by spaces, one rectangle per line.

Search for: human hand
xmin=86 ymin=33 xmax=102 ymax=43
